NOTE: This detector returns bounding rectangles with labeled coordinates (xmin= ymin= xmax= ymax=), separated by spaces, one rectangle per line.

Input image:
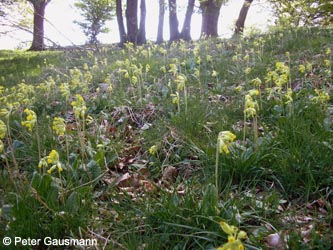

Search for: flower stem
xmin=35 ymin=124 xmax=41 ymax=161
xmin=215 ymin=139 xmax=220 ymax=196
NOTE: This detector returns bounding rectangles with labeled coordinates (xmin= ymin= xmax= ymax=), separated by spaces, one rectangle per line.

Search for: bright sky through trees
xmin=0 ymin=0 xmax=273 ymax=49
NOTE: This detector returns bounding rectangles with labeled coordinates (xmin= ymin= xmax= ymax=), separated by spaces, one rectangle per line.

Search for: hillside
xmin=0 ymin=27 xmax=332 ymax=249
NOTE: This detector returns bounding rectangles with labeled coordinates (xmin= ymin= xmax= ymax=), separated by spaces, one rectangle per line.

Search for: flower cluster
xmin=244 ymin=93 xmax=259 ymax=118
xmin=71 ymin=94 xmax=87 ymax=120
xmin=148 ymin=145 xmax=158 ymax=155
xmin=217 ymin=131 xmax=236 ymax=155
xmin=38 ymin=149 xmax=63 ymax=174
xmin=312 ymin=89 xmax=330 ymax=104
xmin=174 ymin=74 xmax=186 ymax=91
xmin=217 ymin=221 xmax=247 ymax=250
xmin=21 ymin=108 xmax=37 ymax=132
xmin=52 ymin=117 xmax=66 ymax=136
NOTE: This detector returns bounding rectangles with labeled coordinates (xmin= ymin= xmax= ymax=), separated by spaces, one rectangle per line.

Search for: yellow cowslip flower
xmin=148 ymin=145 xmax=157 ymax=155
xmin=38 ymin=157 xmax=48 ymax=169
xmin=83 ymin=63 xmax=89 ymax=71
xmin=38 ymin=150 xmax=63 ymax=174
xmin=244 ymin=94 xmax=259 ymax=118
xmin=47 ymin=150 xmax=63 ymax=174
xmin=145 ymin=64 xmax=150 ymax=73
xmin=175 ymin=74 xmax=186 ymax=91
xmin=21 ymin=108 xmax=37 ymax=132
xmin=251 ymin=77 xmax=262 ymax=87
xmin=237 ymin=231 xmax=247 ymax=240
xmin=212 ymin=70 xmax=219 ymax=77
xmin=325 ymin=48 xmax=331 ymax=56
xmin=171 ymin=92 xmax=180 ymax=105
xmin=124 ymin=70 xmax=129 ymax=79
xmin=47 ymin=162 xmax=63 ymax=174
xmin=220 ymin=221 xmax=237 ymax=235
xmin=243 ymin=54 xmax=249 ymax=62
xmin=285 ymin=51 xmax=290 ymax=58
xmin=285 ymin=88 xmax=293 ymax=104
xmin=59 ymin=83 xmax=70 ymax=100
xmin=217 ymin=221 xmax=247 ymax=250
xmin=0 ymin=120 xmax=7 ymax=139
xmin=324 ymin=59 xmax=330 ymax=68
xmin=312 ymin=89 xmax=330 ymax=104
xmin=299 ymin=64 xmax=306 ymax=74
xmin=306 ymin=62 xmax=312 ymax=72
xmin=248 ymin=89 xmax=259 ymax=96
xmin=196 ymin=56 xmax=201 ymax=65
xmin=217 ymin=131 xmax=236 ymax=154
xmin=47 ymin=149 xmax=59 ymax=165
xmin=71 ymin=94 xmax=87 ymax=120
xmin=160 ymin=66 xmax=167 ymax=73
xmin=52 ymin=117 xmax=66 ymax=136
xmin=244 ymin=67 xmax=251 ymax=75
xmin=86 ymin=115 xmax=94 ymax=125
xmin=275 ymin=62 xmax=289 ymax=75
xmin=235 ymin=86 xmax=243 ymax=93
xmin=206 ymin=55 xmax=213 ymax=63
xmin=47 ymin=165 xmax=57 ymax=174
xmin=131 ymin=75 xmax=138 ymax=85
xmin=169 ymin=64 xmax=178 ymax=75
xmin=276 ymin=74 xmax=288 ymax=87
xmin=228 ymin=235 xmax=236 ymax=243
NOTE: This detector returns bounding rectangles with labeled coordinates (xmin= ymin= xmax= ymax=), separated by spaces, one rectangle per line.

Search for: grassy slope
xmin=0 ymin=27 xmax=332 ymax=249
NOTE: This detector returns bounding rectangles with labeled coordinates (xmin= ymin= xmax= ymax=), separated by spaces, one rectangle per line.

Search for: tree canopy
xmin=74 ymin=0 xmax=114 ymax=45
xmin=269 ymin=0 xmax=333 ymax=27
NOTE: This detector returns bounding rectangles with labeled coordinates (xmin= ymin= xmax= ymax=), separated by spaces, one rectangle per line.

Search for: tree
xmin=167 ymin=0 xmax=196 ymax=42
xmin=168 ymin=0 xmax=180 ymax=41
xmin=27 ymin=0 xmax=51 ymax=51
xmin=234 ymin=0 xmax=253 ymax=35
xmin=156 ymin=0 xmax=165 ymax=43
xmin=116 ymin=0 xmax=127 ymax=43
xmin=180 ymin=0 xmax=195 ymax=41
xmin=74 ymin=0 xmax=114 ymax=45
xmin=200 ymin=0 xmax=226 ymax=37
xmin=269 ymin=0 xmax=333 ymax=27
xmin=126 ymin=0 xmax=138 ymax=43
xmin=137 ymin=0 xmax=146 ymax=44
xmin=116 ymin=0 xmax=146 ymax=45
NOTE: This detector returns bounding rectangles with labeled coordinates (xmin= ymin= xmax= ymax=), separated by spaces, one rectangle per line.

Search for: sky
xmin=0 ymin=0 xmax=274 ymax=49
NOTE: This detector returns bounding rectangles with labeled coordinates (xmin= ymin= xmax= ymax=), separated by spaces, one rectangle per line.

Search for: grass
xmin=0 ymin=27 xmax=332 ymax=249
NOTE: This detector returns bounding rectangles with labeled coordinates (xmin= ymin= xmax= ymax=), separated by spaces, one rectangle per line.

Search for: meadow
xmin=0 ymin=27 xmax=332 ymax=249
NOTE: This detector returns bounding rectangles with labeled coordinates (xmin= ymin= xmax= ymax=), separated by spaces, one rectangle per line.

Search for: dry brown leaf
xmin=162 ymin=166 xmax=178 ymax=182
xmin=116 ymin=173 xmax=132 ymax=187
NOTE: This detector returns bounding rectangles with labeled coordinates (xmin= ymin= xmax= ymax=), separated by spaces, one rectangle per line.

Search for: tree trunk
xmin=234 ymin=0 xmax=253 ymax=35
xmin=126 ymin=0 xmax=138 ymax=44
xmin=116 ymin=0 xmax=127 ymax=44
xmin=156 ymin=0 xmax=165 ymax=44
xmin=168 ymin=0 xmax=179 ymax=42
xmin=137 ymin=0 xmax=146 ymax=44
xmin=28 ymin=1 xmax=49 ymax=51
xmin=200 ymin=0 xmax=223 ymax=38
xmin=180 ymin=0 xmax=195 ymax=41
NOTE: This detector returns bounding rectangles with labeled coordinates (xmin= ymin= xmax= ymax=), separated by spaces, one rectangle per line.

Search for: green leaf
xmin=65 ymin=192 xmax=80 ymax=214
